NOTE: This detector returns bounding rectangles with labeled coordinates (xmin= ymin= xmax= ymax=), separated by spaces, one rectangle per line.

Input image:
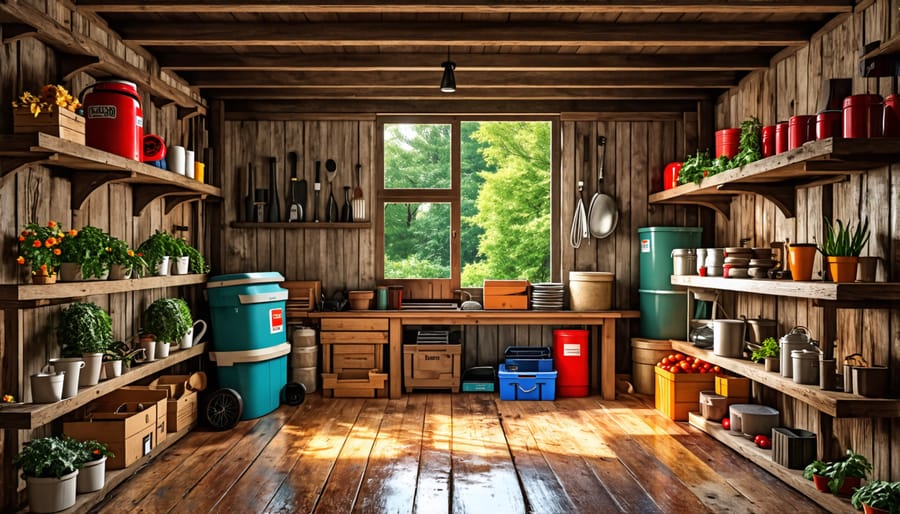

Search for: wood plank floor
xmin=91 ymin=393 xmax=831 ymax=514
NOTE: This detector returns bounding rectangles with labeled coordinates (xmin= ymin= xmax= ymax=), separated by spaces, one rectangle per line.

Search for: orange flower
xmin=16 ymin=257 xmax=25 ymax=265
xmin=105 ymin=247 xmax=112 ymax=253
xmin=128 ymin=250 xmax=135 ymax=257
xmin=45 ymin=237 xmax=57 ymax=247
xmin=68 ymin=229 xmax=78 ymax=237
xmin=47 ymin=221 xmax=57 ymax=228
xmin=32 ymin=240 xmax=42 ymax=248
xmin=18 ymin=235 xmax=25 ymax=242
xmin=92 ymin=449 xmax=100 ymax=456
xmin=39 ymin=264 xmax=47 ymax=272
xmin=53 ymin=248 xmax=61 ymax=256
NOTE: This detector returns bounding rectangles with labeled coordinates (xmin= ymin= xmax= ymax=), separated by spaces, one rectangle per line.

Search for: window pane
xmin=384 ymin=202 xmax=451 ymax=279
xmin=384 ymin=123 xmax=451 ymax=189
xmin=459 ymin=121 xmax=552 ymax=288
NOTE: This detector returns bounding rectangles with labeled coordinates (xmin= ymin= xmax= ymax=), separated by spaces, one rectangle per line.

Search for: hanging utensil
xmin=352 ymin=163 xmax=365 ymax=221
xmin=313 ymin=160 xmax=321 ymax=222
xmin=287 ymin=151 xmax=303 ymax=222
xmin=267 ymin=157 xmax=281 ymax=222
xmin=588 ymin=135 xmax=619 ymax=239
xmin=325 ymin=158 xmax=338 ymax=222
xmin=569 ymin=135 xmax=590 ymax=249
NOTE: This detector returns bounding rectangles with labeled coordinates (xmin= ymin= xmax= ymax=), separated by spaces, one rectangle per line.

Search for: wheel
xmin=204 ymin=388 xmax=243 ymax=430
xmin=282 ymin=382 xmax=306 ymax=406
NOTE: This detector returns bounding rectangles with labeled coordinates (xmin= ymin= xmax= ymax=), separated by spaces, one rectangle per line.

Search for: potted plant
xmin=170 ymin=236 xmax=191 ymax=275
xmin=851 ymin=480 xmax=900 ymax=514
xmin=751 ymin=336 xmax=780 ymax=372
xmin=58 ymin=225 xmax=112 ymax=281
xmin=13 ymin=436 xmax=81 ymax=513
xmin=143 ymin=298 xmax=192 ymax=357
xmin=183 ymin=243 xmax=210 ymax=274
xmin=818 ymin=217 xmax=870 ymax=283
xmin=73 ymin=439 xmax=113 ymax=494
xmin=137 ymin=230 xmax=178 ymax=276
xmin=15 ymin=220 xmax=66 ymax=284
xmin=57 ymin=302 xmax=112 ymax=386
xmin=806 ymin=449 xmax=873 ymax=495
xmin=107 ymin=235 xmax=148 ymax=280
xmin=102 ymin=340 xmax=144 ymax=377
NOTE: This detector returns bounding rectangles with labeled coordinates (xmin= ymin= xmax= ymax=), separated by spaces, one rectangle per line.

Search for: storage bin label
xmin=641 ymin=239 xmax=650 ymax=252
xmin=270 ymin=308 xmax=284 ymax=334
xmin=563 ymin=343 xmax=581 ymax=357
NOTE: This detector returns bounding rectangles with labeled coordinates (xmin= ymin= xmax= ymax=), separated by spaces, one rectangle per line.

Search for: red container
xmin=883 ymin=94 xmax=900 ymax=137
xmin=816 ymin=111 xmax=843 ymax=140
xmin=82 ymin=80 xmax=144 ymax=160
xmin=760 ymin=125 xmax=776 ymax=157
xmin=775 ymin=122 xmax=789 ymax=154
xmin=663 ymin=162 xmax=682 ymax=190
xmin=843 ymin=94 xmax=883 ymax=139
xmin=553 ymin=329 xmax=588 ymax=397
xmin=715 ymin=128 xmax=741 ymax=159
xmin=788 ymin=115 xmax=816 ymax=150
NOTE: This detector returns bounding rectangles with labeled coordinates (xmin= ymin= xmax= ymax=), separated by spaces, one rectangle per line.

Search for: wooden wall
xmin=715 ymin=2 xmax=900 ymax=480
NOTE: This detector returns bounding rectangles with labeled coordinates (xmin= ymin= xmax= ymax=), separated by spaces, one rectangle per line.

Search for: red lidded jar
xmin=761 ymin=125 xmax=776 ymax=157
xmin=715 ymin=128 xmax=741 ymax=159
xmin=843 ymin=94 xmax=883 ymax=138
xmin=816 ymin=111 xmax=842 ymax=140
xmin=788 ymin=115 xmax=816 ymax=150
xmin=883 ymin=94 xmax=900 ymax=137
xmin=663 ymin=162 xmax=683 ymax=190
xmin=775 ymin=122 xmax=789 ymax=154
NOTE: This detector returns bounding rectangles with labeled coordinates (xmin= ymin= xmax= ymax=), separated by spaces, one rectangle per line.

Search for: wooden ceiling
xmin=74 ymin=0 xmax=854 ymax=114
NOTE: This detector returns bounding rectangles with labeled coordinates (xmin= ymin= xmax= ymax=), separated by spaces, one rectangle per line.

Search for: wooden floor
xmin=92 ymin=393 xmax=830 ymax=514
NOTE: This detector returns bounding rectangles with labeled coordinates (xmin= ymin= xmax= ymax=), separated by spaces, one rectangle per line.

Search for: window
xmin=377 ymin=117 xmax=556 ymax=295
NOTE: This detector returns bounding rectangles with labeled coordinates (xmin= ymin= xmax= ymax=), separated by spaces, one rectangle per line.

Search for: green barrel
xmin=637 ymin=226 xmax=702 ymax=290
xmin=639 ymin=289 xmax=689 ymax=340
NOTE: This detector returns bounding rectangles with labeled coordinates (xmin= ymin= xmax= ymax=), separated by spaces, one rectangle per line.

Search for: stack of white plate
xmin=530 ymin=283 xmax=565 ymax=311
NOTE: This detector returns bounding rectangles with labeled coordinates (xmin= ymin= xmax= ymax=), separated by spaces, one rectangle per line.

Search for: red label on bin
xmin=270 ymin=308 xmax=284 ymax=334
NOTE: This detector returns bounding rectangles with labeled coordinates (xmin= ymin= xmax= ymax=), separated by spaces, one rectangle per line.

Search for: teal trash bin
xmin=637 ymin=226 xmax=702 ymax=290
xmin=207 ymin=272 xmax=290 ymax=419
xmin=638 ymin=289 xmax=689 ymax=340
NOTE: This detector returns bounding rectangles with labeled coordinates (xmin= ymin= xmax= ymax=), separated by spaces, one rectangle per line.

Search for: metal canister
xmin=375 ymin=286 xmax=388 ymax=310
xmin=780 ymin=326 xmax=815 ymax=378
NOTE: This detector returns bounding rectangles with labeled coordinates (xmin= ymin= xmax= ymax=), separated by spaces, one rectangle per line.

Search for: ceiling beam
xmin=120 ymin=22 xmax=815 ymax=47
xmin=180 ymin=70 xmax=739 ymax=89
xmin=77 ymin=0 xmax=853 ymax=14
xmin=201 ymin=87 xmax=715 ymax=101
xmin=159 ymin=51 xmax=771 ymax=72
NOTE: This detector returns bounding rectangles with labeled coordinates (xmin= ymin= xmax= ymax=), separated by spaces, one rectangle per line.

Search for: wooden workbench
xmin=309 ymin=310 xmax=640 ymax=399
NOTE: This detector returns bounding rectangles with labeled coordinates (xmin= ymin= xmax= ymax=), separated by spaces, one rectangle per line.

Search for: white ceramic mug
xmin=185 ymin=150 xmax=195 ymax=179
xmin=167 ymin=145 xmax=185 ymax=175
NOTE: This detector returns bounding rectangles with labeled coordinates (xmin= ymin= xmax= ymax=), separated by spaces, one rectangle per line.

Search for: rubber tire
xmin=282 ymin=382 xmax=307 ymax=406
xmin=204 ymin=388 xmax=243 ymax=430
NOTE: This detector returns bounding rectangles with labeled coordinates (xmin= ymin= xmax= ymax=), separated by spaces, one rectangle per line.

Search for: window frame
xmin=375 ymin=115 xmax=560 ymax=299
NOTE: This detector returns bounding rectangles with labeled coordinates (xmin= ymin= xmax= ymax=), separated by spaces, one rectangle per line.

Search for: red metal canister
xmin=788 ymin=115 xmax=816 ymax=150
xmin=761 ymin=125 xmax=776 ymax=157
xmin=883 ymin=94 xmax=900 ymax=137
xmin=82 ymin=80 xmax=144 ymax=160
xmin=553 ymin=329 xmax=588 ymax=397
xmin=775 ymin=122 xmax=789 ymax=154
xmin=816 ymin=111 xmax=842 ymax=140
xmin=663 ymin=162 xmax=682 ymax=190
xmin=715 ymin=128 xmax=741 ymax=159
xmin=843 ymin=94 xmax=883 ymax=139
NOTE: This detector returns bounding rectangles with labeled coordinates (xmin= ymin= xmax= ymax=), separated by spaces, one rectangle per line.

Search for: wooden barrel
xmin=631 ymin=338 xmax=672 ymax=395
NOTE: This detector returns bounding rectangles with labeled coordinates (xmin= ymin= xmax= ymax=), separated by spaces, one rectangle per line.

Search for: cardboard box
xmin=715 ymin=373 xmax=751 ymax=398
xmin=64 ymin=401 xmax=158 ymax=470
xmin=654 ymin=367 xmax=715 ymax=421
xmin=100 ymin=388 xmax=168 ymax=444
xmin=403 ymin=344 xmax=461 ymax=392
xmin=130 ymin=375 xmax=199 ymax=433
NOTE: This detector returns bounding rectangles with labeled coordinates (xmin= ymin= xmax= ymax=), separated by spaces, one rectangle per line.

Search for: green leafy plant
xmin=103 ymin=340 xmax=144 ymax=368
xmin=823 ymin=449 xmax=873 ymax=494
xmin=57 ymin=302 xmax=112 ymax=356
xmin=751 ymin=336 xmax=780 ymax=362
xmin=137 ymin=230 xmax=178 ymax=273
xmin=15 ymin=220 xmax=66 ymax=277
xmin=851 ymin=480 xmax=900 ymax=513
xmin=107 ymin=235 xmax=148 ymax=277
xmin=730 ymin=116 xmax=762 ymax=168
xmin=804 ymin=460 xmax=827 ymax=481
xmin=13 ymin=436 xmax=82 ymax=478
xmin=143 ymin=298 xmax=192 ymax=343
xmin=73 ymin=439 xmax=114 ymax=466
xmin=183 ymin=244 xmax=210 ymax=274
xmin=819 ymin=217 xmax=870 ymax=257
xmin=677 ymin=117 xmax=763 ymax=186
xmin=58 ymin=225 xmax=112 ymax=279
xmin=677 ymin=149 xmax=716 ymax=185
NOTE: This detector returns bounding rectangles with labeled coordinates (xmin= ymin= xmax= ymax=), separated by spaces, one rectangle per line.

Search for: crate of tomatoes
xmin=654 ymin=352 xmax=719 ymax=421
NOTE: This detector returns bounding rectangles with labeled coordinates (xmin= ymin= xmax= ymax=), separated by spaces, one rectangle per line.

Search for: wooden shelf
xmin=230 ymin=221 xmax=371 ymax=229
xmin=0 ymin=133 xmax=221 ymax=213
xmin=671 ymin=275 xmax=900 ymax=306
xmin=0 ymin=274 xmax=208 ymax=308
xmin=860 ymin=33 xmax=900 ymax=60
xmin=0 ymin=343 xmax=206 ymax=429
xmin=649 ymin=137 xmax=900 ymax=218
xmin=671 ymin=341 xmax=900 ymax=418
xmin=686 ymin=413 xmax=853 ymax=514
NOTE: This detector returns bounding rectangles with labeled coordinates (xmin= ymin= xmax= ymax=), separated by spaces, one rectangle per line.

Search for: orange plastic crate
xmin=654 ymin=366 xmax=715 ymax=421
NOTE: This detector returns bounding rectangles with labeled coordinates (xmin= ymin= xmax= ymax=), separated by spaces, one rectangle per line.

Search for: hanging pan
xmin=588 ymin=135 xmax=619 ymax=239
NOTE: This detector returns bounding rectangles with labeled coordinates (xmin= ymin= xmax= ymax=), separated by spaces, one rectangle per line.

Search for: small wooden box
xmin=403 ymin=344 xmax=461 ymax=392
xmin=14 ymin=106 xmax=85 ymax=145
xmin=281 ymin=280 xmax=321 ymax=317
xmin=483 ymin=294 xmax=528 ymax=310
xmin=772 ymin=427 xmax=817 ymax=470
xmin=321 ymin=370 xmax=388 ymax=398
xmin=715 ymin=374 xmax=751 ymax=398
xmin=654 ymin=367 xmax=715 ymax=421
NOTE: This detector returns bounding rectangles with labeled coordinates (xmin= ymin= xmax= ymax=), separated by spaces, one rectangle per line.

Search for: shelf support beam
xmin=165 ymin=193 xmax=206 ymax=214
xmin=133 ymin=185 xmax=195 ymax=215
xmin=57 ymin=51 xmax=101 ymax=81
xmin=70 ymin=170 xmax=131 ymax=209
xmin=717 ymin=183 xmax=796 ymax=218
xmin=656 ymin=194 xmax=731 ymax=219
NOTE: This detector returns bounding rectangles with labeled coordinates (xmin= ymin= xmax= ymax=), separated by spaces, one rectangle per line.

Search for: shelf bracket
xmin=177 ymin=106 xmax=201 ymax=121
xmin=57 ymin=51 xmax=101 ymax=81
xmin=70 ymin=170 xmax=131 ymax=210
xmin=1 ymin=22 xmax=36 ymax=43
xmin=0 ymin=157 xmax=44 ymax=177
xmin=717 ymin=184 xmax=796 ymax=218
xmin=655 ymin=194 xmax=732 ymax=220
xmin=133 ymin=185 xmax=198 ymax=215
xmin=164 ymin=193 xmax=206 ymax=214
xmin=150 ymin=94 xmax=176 ymax=109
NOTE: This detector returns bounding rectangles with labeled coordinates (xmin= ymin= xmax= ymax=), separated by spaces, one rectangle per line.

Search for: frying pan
xmin=588 ymin=135 xmax=619 ymax=239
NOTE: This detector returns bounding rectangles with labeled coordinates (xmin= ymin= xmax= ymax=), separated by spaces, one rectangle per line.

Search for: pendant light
xmin=440 ymin=48 xmax=456 ymax=93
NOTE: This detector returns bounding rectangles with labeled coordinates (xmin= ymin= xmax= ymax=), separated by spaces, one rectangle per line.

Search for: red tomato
xmin=703 ymin=362 xmax=712 ymax=370
xmin=713 ymin=366 xmax=721 ymax=373
xmin=670 ymin=366 xmax=681 ymax=373
xmin=698 ymin=367 xmax=707 ymax=373
xmin=674 ymin=353 xmax=686 ymax=362
xmin=668 ymin=354 xmax=676 ymax=362
xmin=661 ymin=357 xmax=670 ymax=365
xmin=722 ymin=418 xmax=731 ymax=430
xmin=679 ymin=361 xmax=691 ymax=372
xmin=756 ymin=435 xmax=772 ymax=449
xmin=691 ymin=361 xmax=700 ymax=369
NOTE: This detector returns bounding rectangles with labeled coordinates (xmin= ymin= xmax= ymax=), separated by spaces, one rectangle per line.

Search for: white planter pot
xmin=156 ymin=256 xmax=171 ymax=276
xmin=181 ymin=319 xmax=207 ymax=349
xmin=173 ymin=256 xmax=190 ymax=275
xmin=108 ymin=264 xmax=132 ymax=280
xmin=76 ymin=456 xmax=106 ymax=493
xmin=103 ymin=360 xmax=122 ymax=379
xmin=138 ymin=340 xmax=156 ymax=362
xmin=58 ymin=262 xmax=83 ymax=282
xmin=47 ymin=357 xmax=84 ymax=399
xmin=157 ymin=342 xmax=171 ymax=358
xmin=79 ymin=353 xmax=104 ymax=386
xmin=30 ymin=372 xmax=64 ymax=403
xmin=25 ymin=471 xmax=78 ymax=513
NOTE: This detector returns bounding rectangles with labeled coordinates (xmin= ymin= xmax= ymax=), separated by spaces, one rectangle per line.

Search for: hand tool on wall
xmin=341 ymin=185 xmax=353 ymax=222
xmin=352 ymin=125 xmax=365 ymax=221
xmin=313 ymin=160 xmax=321 ymax=222
xmin=325 ymin=158 xmax=338 ymax=222
xmin=569 ymin=135 xmax=589 ymax=248
xmin=244 ymin=161 xmax=255 ymax=222
xmin=588 ymin=135 xmax=618 ymax=239
xmin=267 ymin=157 xmax=281 ymax=222
xmin=287 ymin=151 xmax=304 ymax=222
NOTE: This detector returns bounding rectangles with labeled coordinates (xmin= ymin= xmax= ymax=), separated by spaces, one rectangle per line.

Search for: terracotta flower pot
xmin=788 ymin=244 xmax=817 ymax=281
xmin=827 ymin=256 xmax=859 ymax=283
xmin=31 ymin=270 xmax=57 ymax=284
xmin=863 ymin=503 xmax=890 ymax=514
xmin=812 ymin=474 xmax=831 ymax=493
xmin=836 ymin=476 xmax=862 ymax=496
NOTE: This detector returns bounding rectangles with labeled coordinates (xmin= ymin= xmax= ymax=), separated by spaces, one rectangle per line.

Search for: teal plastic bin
xmin=639 ymin=289 xmax=689 ymax=340
xmin=637 ymin=227 xmax=702 ymax=290
xmin=210 ymin=344 xmax=290 ymax=419
xmin=207 ymin=272 xmax=289 ymax=351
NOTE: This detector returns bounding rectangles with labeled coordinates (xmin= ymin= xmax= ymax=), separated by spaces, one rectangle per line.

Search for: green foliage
xmin=677 ymin=149 xmax=717 ymax=185
xmin=107 ymin=235 xmax=148 ymax=277
xmin=137 ymin=230 xmax=177 ymax=273
xmin=13 ymin=436 xmax=82 ymax=478
xmin=751 ymin=336 xmax=780 ymax=361
xmin=819 ymin=217 xmax=870 ymax=257
xmin=384 ymin=123 xmax=451 ymax=189
xmin=730 ymin=116 xmax=762 ymax=168
xmin=103 ymin=340 xmax=143 ymax=367
xmin=57 ymin=302 xmax=112 ymax=356
xmin=823 ymin=449 xmax=872 ymax=494
xmin=184 ymin=244 xmax=209 ymax=274
xmin=677 ymin=117 xmax=763 ymax=186
xmin=803 ymin=460 xmax=827 ymax=481
xmin=851 ymin=480 xmax=900 ymax=512
xmin=58 ymin=225 xmax=112 ymax=279
xmin=73 ymin=439 xmax=114 ymax=466
xmin=16 ymin=220 xmax=65 ymax=275
xmin=384 ymin=255 xmax=450 ymax=280
xmin=143 ymin=298 xmax=192 ymax=343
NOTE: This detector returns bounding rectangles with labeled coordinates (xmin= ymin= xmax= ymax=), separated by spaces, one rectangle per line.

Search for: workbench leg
xmin=601 ymin=321 xmax=615 ymax=400
xmin=590 ymin=326 xmax=599 ymax=394
xmin=389 ymin=318 xmax=403 ymax=399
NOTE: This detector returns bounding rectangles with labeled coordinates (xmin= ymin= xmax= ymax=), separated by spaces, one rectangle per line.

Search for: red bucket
xmin=761 ymin=125 xmax=776 ymax=157
xmin=788 ymin=115 xmax=816 ymax=150
xmin=816 ymin=111 xmax=842 ymax=140
xmin=553 ymin=329 xmax=588 ymax=397
xmin=775 ymin=122 xmax=789 ymax=154
xmin=843 ymin=94 xmax=883 ymax=138
xmin=81 ymin=80 xmax=144 ymax=160
xmin=715 ymin=128 xmax=741 ymax=159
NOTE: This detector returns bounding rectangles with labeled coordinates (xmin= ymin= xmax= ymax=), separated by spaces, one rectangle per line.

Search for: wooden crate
xmin=281 ymin=280 xmax=321 ymax=317
xmin=14 ymin=106 xmax=85 ymax=144
xmin=483 ymin=279 xmax=529 ymax=310
xmin=715 ymin=373 xmax=751 ymax=398
xmin=654 ymin=367 xmax=715 ymax=421
xmin=403 ymin=344 xmax=461 ymax=392
xmin=321 ymin=370 xmax=388 ymax=398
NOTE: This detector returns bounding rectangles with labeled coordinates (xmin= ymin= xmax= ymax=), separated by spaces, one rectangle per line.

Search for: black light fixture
xmin=440 ymin=48 xmax=456 ymax=93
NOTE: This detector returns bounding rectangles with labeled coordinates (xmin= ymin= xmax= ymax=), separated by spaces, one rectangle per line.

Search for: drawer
xmin=332 ymin=344 xmax=379 ymax=371
xmin=320 ymin=331 xmax=388 ymax=344
xmin=321 ymin=318 xmax=389 ymax=331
